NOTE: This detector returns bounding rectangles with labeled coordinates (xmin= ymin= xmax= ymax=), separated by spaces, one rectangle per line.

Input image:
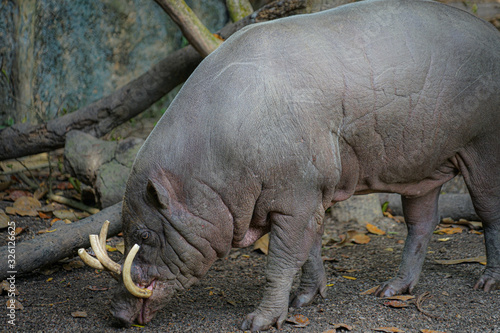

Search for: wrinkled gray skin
xmin=110 ymin=0 xmax=500 ymax=331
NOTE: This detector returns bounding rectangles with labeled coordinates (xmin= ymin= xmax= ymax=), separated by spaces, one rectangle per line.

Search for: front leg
xmin=241 ymin=210 xmax=322 ymax=332
xmin=375 ymin=187 xmax=441 ymax=297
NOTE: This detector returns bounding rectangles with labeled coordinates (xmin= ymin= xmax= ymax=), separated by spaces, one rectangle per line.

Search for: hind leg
xmin=457 ymin=145 xmax=500 ymax=291
xmin=375 ymin=187 xmax=441 ymax=297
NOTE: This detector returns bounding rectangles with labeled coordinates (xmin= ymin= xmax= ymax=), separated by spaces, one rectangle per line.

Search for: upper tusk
xmin=99 ymin=220 xmax=110 ymax=253
xmin=123 ymin=244 xmax=153 ymax=298
xmin=78 ymin=248 xmax=105 ymax=270
xmin=89 ymin=234 xmax=122 ymax=274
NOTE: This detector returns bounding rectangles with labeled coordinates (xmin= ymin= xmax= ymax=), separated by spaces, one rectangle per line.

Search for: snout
xmin=109 ymin=284 xmax=144 ymax=327
xmin=110 ymin=280 xmax=170 ymax=327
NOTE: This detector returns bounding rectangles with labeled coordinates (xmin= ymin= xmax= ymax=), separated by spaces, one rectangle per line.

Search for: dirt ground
xmin=1 ymin=202 xmax=499 ymax=333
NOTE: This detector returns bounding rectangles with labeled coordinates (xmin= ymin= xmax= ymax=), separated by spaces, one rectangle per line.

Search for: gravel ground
xmin=2 ymin=212 xmax=499 ymax=333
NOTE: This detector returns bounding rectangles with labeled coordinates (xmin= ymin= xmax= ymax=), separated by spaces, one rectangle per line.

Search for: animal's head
xmin=79 ymin=170 xmax=233 ymax=326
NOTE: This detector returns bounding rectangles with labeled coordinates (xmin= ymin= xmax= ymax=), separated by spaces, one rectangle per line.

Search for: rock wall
xmin=0 ymin=0 xmax=228 ymax=126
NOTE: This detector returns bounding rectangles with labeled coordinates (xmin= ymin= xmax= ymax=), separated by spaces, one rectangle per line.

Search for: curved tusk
xmin=90 ymin=234 xmax=122 ymax=274
xmin=123 ymin=244 xmax=153 ymax=298
xmin=78 ymin=248 xmax=105 ymax=270
xmin=99 ymin=220 xmax=110 ymax=253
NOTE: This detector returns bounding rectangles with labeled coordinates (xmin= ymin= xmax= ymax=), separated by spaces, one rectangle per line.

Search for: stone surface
xmin=95 ymin=160 xmax=132 ymax=208
xmin=64 ymin=130 xmax=117 ymax=184
xmin=0 ymin=0 xmax=229 ymax=126
xmin=329 ymin=193 xmax=383 ymax=224
xmin=64 ymin=130 xmax=144 ymax=208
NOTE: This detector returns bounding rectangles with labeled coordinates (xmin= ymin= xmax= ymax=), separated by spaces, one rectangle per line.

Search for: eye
xmin=141 ymin=231 xmax=151 ymax=240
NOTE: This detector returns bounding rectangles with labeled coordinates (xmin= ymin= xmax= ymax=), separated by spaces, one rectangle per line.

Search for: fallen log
xmin=0 ymin=202 xmax=122 ymax=280
xmin=0 ymin=0 xmax=311 ymax=161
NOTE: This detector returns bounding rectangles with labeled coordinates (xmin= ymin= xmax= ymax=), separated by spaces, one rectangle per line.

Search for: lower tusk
xmin=90 ymin=234 xmax=122 ymax=274
xmin=78 ymin=248 xmax=105 ymax=270
xmin=123 ymin=244 xmax=153 ymax=298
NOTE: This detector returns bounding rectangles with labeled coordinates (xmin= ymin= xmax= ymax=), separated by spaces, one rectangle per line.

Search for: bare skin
xmin=100 ymin=0 xmax=500 ymax=331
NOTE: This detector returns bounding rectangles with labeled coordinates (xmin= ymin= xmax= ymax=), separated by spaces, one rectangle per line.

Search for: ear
xmin=146 ymin=178 xmax=171 ymax=210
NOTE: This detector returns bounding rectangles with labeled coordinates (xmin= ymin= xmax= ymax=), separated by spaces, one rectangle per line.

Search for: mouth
xmin=137 ymin=280 xmax=157 ymax=325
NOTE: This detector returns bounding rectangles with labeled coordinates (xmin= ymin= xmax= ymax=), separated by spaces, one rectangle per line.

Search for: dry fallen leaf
xmin=71 ymin=311 xmax=88 ymax=318
xmin=0 ymin=209 xmax=9 ymax=229
xmin=366 ymin=223 xmax=386 ymax=235
xmin=435 ymin=256 xmax=486 ymax=265
xmin=434 ymin=227 xmax=463 ymax=235
xmin=441 ymin=218 xmax=482 ymax=230
xmin=352 ymin=233 xmax=371 ymax=244
xmin=342 ymin=276 xmax=357 ymax=280
xmin=286 ymin=314 xmax=310 ymax=328
xmin=360 ymin=286 xmax=379 ymax=295
xmin=386 ymin=295 xmax=415 ymax=301
xmin=374 ymin=327 xmax=405 ymax=333
xmin=253 ymin=233 xmax=269 ymax=255
xmin=441 ymin=217 xmax=454 ymax=224
xmin=14 ymin=227 xmax=25 ymax=236
xmin=5 ymin=190 xmax=33 ymax=201
xmin=6 ymin=298 xmax=23 ymax=310
xmin=6 ymin=196 xmax=41 ymax=217
xmin=38 ymin=211 xmax=52 ymax=219
xmin=1 ymin=280 xmax=18 ymax=296
xmin=53 ymin=210 xmax=85 ymax=221
xmin=56 ymin=182 xmax=74 ymax=190
xmin=115 ymin=242 xmax=125 ymax=254
xmin=338 ymin=230 xmax=366 ymax=246
xmin=384 ymin=300 xmax=409 ymax=308
xmin=329 ymin=323 xmax=353 ymax=330
xmin=322 ymin=234 xmax=341 ymax=246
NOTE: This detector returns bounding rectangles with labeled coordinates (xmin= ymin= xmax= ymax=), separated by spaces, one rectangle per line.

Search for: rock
xmin=329 ymin=194 xmax=383 ymax=224
xmin=64 ymin=130 xmax=144 ymax=208
xmin=379 ymin=193 xmax=478 ymax=221
xmin=65 ymin=131 xmax=117 ymax=184
xmin=95 ymin=161 xmax=131 ymax=208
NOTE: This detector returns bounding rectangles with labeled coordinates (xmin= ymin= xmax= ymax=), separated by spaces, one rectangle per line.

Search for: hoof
xmin=240 ymin=309 xmax=287 ymax=332
xmin=374 ymin=278 xmax=414 ymax=297
xmin=474 ymin=270 xmax=500 ymax=292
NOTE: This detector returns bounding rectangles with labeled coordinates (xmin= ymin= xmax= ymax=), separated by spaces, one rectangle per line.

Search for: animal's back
xmin=177 ymin=0 xmax=500 ymax=195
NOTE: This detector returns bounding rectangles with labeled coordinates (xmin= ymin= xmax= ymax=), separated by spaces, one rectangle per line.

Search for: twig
xmin=414 ymin=292 xmax=442 ymax=320
xmin=0 ymin=163 xmax=50 ymax=175
xmin=16 ymin=172 xmax=38 ymax=190
xmin=32 ymin=299 xmax=70 ymax=307
xmin=48 ymin=194 xmax=100 ymax=215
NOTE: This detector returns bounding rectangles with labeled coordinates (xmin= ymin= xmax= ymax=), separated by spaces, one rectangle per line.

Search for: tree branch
xmin=0 ymin=0 xmax=310 ymax=162
xmin=154 ymin=0 xmax=222 ymax=57
xmin=0 ymin=202 xmax=122 ymax=280
xmin=226 ymin=0 xmax=254 ymax=22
